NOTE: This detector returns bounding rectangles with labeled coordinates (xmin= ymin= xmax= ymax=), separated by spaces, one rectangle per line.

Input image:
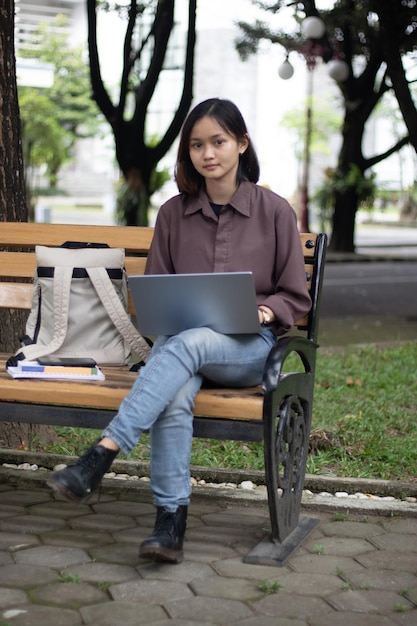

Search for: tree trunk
xmin=87 ymin=0 xmax=196 ymax=226
xmin=0 ymin=0 xmax=28 ymax=351
xmin=329 ymin=187 xmax=358 ymax=252
xmin=0 ymin=0 xmax=27 ymax=221
xmin=0 ymin=1 xmax=54 ymax=449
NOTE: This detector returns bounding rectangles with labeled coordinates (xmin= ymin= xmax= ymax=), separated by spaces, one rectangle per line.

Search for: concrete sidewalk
xmin=1 ymin=466 xmax=416 ymax=626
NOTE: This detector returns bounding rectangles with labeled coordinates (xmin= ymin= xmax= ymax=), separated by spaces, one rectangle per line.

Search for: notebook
xmin=129 ymin=272 xmax=261 ymax=336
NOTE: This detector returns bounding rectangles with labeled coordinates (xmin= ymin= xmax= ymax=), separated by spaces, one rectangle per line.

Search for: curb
xmin=1 ymin=449 xmax=417 ymax=517
xmin=1 ymin=448 xmax=416 ymax=498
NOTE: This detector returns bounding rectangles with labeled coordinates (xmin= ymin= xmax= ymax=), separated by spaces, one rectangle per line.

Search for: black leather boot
xmin=139 ymin=505 xmax=188 ymax=563
xmin=47 ymin=443 xmax=117 ymax=503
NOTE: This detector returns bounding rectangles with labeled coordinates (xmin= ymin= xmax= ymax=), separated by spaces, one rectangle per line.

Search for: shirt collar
xmin=184 ymin=181 xmax=253 ymax=218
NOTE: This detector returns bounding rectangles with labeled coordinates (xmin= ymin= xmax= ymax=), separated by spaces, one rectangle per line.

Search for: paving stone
xmin=29 ymin=500 xmax=91 ymax=519
xmin=342 ymin=567 xmax=417 ymax=592
xmin=0 ymin=586 xmax=27 ymax=608
xmin=356 ymin=549 xmax=417 ymax=572
xmin=211 ymin=556 xmax=292 ymax=580
xmin=185 ymin=501 xmax=224 ymax=516
xmin=52 ymin=491 xmax=116 ymax=506
xmin=320 ymin=520 xmax=385 ymax=538
xmin=309 ymin=612 xmax=400 ymax=626
xmin=0 ymin=551 xmax=13 ymax=566
xmin=305 ymin=536 xmax=374 ymax=557
xmin=0 ymin=504 xmax=25 ymax=518
xmin=0 ymin=514 xmax=66 ymax=534
xmin=381 ymin=518 xmax=417 ymax=534
xmin=152 ymin=620 xmax=219 ymax=626
xmin=0 ymin=563 xmax=59 ymax=587
xmin=201 ymin=510 xmax=268 ymax=528
xmin=92 ymin=500 xmax=154 ymax=517
xmin=256 ymin=571 xmax=343 ymax=597
xmin=0 ymin=489 xmax=51 ymax=507
xmin=190 ymin=576 xmax=266 ymax=602
xmin=40 ymin=528 xmax=114 ymax=549
xmin=165 ymin=594 xmax=254 ymax=623
xmin=289 ymin=553 xmax=364 ymax=574
xmin=370 ymin=532 xmax=417 ymax=552
xmin=139 ymin=559 xmax=215 ymax=583
xmin=114 ymin=525 xmax=150 ymax=544
xmin=14 ymin=545 xmax=90 ymax=568
xmin=181 ymin=537 xmax=238 ymax=562
xmin=89 ymin=543 xmax=141 ymax=566
xmin=254 ymin=591 xmax=334 ymax=620
xmin=109 ymin=578 xmax=193 ymax=604
xmin=31 ymin=581 xmax=107 ymax=608
xmin=0 ymin=604 xmax=82 ymax=625
xmin=80 ymin=600 xmax=166 ymax=625
xmin=0 ymin=531 xmax=39 ymax=550
xmin=402 ymin=585 xmax=417 ymax=604
xmin=1 ymin=477 xmax=417 ymax=625
xmin=186 ymin=524 xmax=259 ymax=550
xmin=69 ymin=513 xmax=137 ymax=532
xmin=393 ymin=610 xmax=417 ymax=625
xmin=327 ymin=588 xmax=415 ymax=613
xmin=66 ymin=561 xmax=139 ymax=584
xmin=239 ymin=618 xmax=307 ymax=626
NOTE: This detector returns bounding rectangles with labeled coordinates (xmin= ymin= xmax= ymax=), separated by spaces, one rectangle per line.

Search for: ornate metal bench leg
xmin=244 ymin=375 xmax=319 ymax=566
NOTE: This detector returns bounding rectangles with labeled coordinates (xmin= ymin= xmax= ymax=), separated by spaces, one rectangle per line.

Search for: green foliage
xmin=18 ymin=15 xmax=102 ymax=199
xmin=280 ymin=95 xmax=342 ymax=161
xmin=313 ymin=164 xmax=377 ymax=230
xmin=115 ymin=165 xmax=171 ymax=226
xmin=43 ymin=342 xmax=417 ymax=483
xmin=257 ymin=580 xmax=283 ymax=594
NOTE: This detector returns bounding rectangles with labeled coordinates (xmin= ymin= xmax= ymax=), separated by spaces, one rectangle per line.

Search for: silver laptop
xmin=129 ymin=272 xmax=261 ymax=336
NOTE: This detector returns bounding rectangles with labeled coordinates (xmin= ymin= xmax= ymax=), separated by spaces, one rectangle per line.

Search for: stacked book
xmin=7 ymin=359 xmax=105 ymax=380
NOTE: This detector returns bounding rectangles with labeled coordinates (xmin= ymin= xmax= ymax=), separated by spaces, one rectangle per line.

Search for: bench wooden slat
xmin=0 ymin=356 xmax=263 ymax=420
xmin=0 ymin=283 xmax=32 ymax=309
xmin=0 ymin=222 xmax=153 ymax=253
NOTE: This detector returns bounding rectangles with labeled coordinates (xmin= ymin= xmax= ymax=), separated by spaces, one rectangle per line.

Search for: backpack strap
xmin=15 ymin=266 xmax=73 ymax=362
xmin=86 ymin=266 xmax=151 ymax=364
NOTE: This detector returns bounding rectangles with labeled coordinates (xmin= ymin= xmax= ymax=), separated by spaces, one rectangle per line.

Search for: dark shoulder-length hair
xmin=175 ymin=98 xmax=260 ymax=196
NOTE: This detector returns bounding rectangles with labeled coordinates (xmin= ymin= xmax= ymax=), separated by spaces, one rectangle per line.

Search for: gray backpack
xmin=10 ymin=243 xmax=151 ymax=366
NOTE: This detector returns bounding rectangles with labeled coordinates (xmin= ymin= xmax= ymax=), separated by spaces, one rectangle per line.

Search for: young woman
xmin=47 ymin=98 xmax=311 ymax=564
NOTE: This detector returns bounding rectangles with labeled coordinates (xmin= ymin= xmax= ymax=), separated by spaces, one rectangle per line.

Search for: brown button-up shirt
xmin=145 ymin=181 xmax=311 ymax=335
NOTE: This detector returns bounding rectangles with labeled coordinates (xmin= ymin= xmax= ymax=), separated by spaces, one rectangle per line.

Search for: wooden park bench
xmin=0 ymin=221 xmax=327 ymax=566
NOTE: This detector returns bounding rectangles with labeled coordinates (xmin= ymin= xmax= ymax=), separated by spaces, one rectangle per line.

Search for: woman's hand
xmin=258 ymin=306 xmax=275 ymax=326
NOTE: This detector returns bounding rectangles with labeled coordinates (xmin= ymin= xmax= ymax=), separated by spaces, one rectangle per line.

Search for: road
xmin=321 ymin=261 xmax=417 ymax=318
xmin=319 ymin=259 xmax=417 ymax=346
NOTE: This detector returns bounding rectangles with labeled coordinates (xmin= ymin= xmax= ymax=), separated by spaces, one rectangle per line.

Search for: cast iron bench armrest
xmin=262 ymin=334 xmax=317 ymax=394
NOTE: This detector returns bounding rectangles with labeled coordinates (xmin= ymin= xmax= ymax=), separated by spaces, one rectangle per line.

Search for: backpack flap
xmin=14 ymin=244 xmax=148 ymax=366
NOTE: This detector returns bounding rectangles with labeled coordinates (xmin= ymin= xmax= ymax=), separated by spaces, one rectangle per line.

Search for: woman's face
xmin=188 ymin=115 xmax=248 ymax=187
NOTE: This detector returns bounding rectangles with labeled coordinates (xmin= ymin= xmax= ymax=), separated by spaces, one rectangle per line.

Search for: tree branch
xmin=364 ymin=135 xmax=410 ymax=170
xmin=153 ymin=0 xmax=197 ymax=160
xmin=87 ymin=0 xmax=116 ymax=124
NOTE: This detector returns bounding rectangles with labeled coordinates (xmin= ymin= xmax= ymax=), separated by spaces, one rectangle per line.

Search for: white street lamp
xmin=278 ymin=59 xmax=294 ymax=80
xmin=327 ymin=58 xmax=350 ymax=82
xmin=301 ymin=16 xmax=326 ymax=40
xmin=277 ymin=15 xmax=349 ymax=231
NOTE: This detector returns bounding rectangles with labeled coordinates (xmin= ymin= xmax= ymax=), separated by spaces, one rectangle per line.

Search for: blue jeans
xmin=102 ymin=327 xmax=276 ymax=510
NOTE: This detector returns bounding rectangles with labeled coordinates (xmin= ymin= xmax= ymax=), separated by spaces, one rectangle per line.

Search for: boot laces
xmin=154 ymin=510 xmax=176 ymax=535
xmin=76 ymin=446 xmax=101 ymax=476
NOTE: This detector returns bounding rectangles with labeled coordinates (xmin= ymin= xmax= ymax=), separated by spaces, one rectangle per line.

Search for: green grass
xmin=43 ymin=342 xmax=417 ymax=481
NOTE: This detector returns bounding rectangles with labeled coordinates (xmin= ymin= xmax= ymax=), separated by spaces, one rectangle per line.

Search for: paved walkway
xmin=1 ymin=467 xmax=416 ymax=626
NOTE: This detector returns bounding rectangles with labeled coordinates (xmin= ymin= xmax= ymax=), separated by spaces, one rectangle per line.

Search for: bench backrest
xmin=0 ymin=222 xmax=326 ymax=343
